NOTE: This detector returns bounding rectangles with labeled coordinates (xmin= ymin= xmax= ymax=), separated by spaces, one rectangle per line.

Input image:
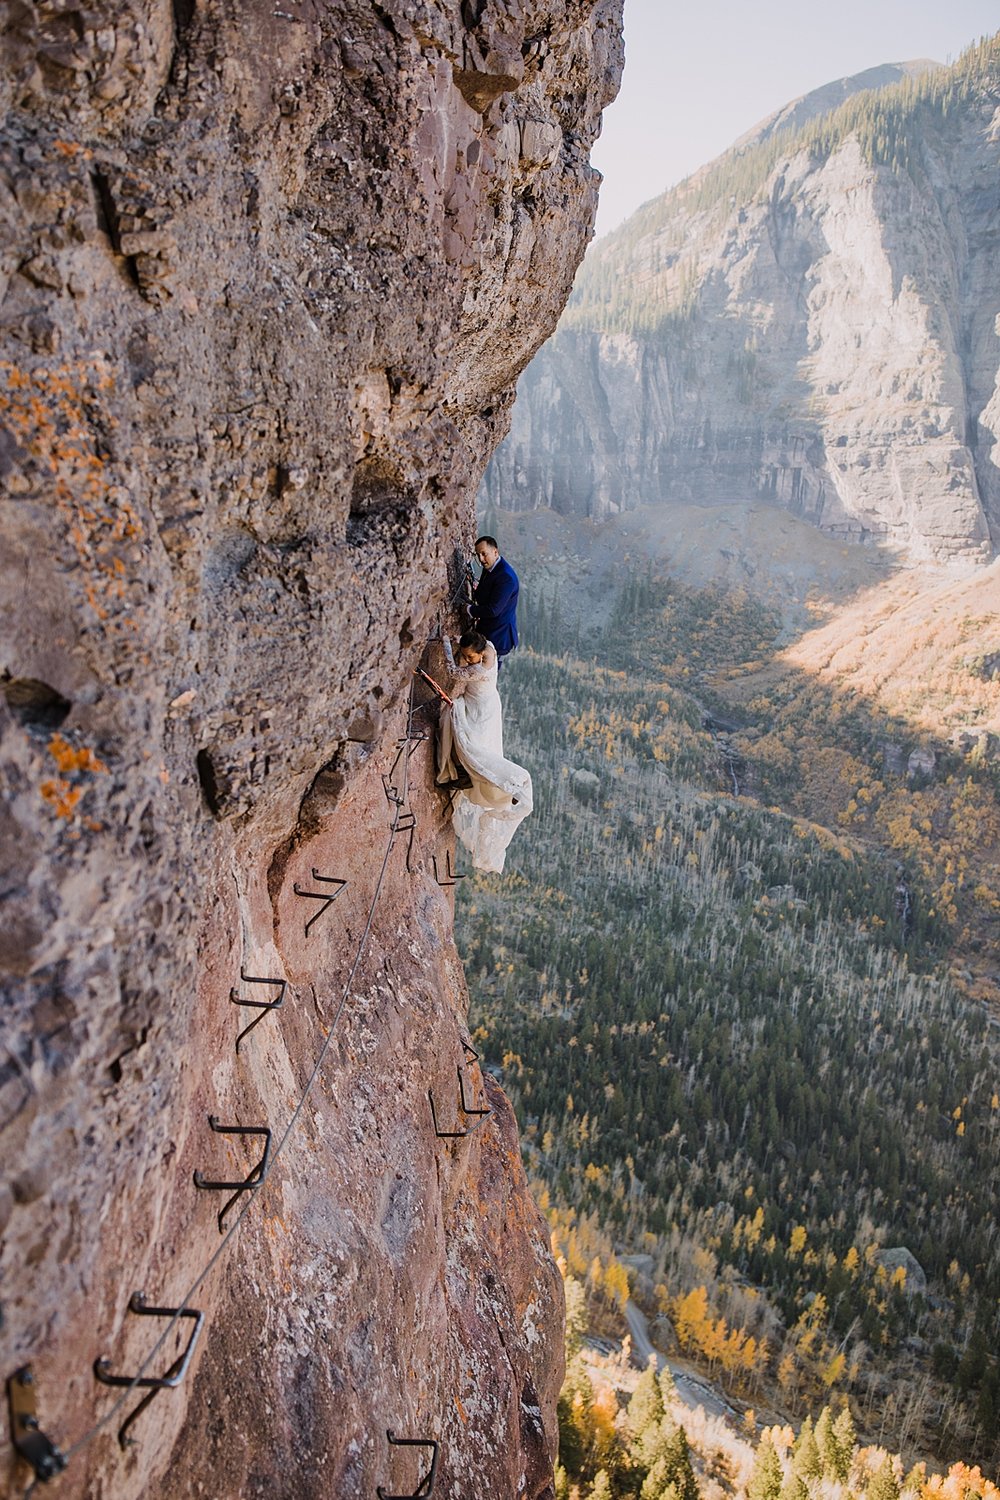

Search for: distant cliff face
xmin=483 ymin=45 xmax=1000 ymax=564
xmin=0 ymin=3 xmax=622 ymax=1496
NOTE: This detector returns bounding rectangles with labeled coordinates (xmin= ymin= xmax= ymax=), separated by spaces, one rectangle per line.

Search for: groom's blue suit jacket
xmin=471 ymin=557 xmax=519 ymax=656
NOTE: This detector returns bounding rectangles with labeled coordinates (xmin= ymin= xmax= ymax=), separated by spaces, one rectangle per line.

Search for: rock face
xmin=483 ymin=47 xmax=1000 ymax=564
xmin=874 ymin=1246 xmax=928 ymax=1295
xmin=0 ymin=3 xmax=622 ymax=1496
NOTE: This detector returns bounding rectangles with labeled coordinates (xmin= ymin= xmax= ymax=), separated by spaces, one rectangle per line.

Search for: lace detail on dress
xmin=441 ymin=636 xmax=497 ymax=690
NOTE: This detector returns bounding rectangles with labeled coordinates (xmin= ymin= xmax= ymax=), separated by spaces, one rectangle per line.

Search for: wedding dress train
xmin=435 ymin=638 xmax=532 ymax=874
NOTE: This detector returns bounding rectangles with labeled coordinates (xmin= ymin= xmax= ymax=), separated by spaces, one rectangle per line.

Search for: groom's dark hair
xmin=475 ymin=535 xmax=498 ymax=550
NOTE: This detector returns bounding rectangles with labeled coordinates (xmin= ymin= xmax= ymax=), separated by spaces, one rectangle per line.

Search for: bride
xmin=435 ymin=630 xmax=532 ymax=874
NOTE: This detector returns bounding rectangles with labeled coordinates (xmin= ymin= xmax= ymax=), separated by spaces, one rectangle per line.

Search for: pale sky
xmin=592 ymin=0 xmax=1000 ymax=236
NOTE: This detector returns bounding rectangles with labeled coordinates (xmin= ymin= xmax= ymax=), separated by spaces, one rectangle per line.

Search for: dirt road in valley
xmin=624 ymin=1300 xmax=743 ymax=1422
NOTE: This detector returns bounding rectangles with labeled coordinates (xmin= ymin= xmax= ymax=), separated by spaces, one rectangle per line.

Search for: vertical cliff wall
xmin=0 ymin=3 xmax=623 ymax=1496
xmin=482 ymin=48 xmax=1000 ymax=565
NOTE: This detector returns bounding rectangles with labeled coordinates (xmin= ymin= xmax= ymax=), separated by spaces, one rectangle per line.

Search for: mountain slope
xmin=731 ymin=60 xmax=941 ymax=154
xmin=482 ymin=37 xmax=1000 ymax=563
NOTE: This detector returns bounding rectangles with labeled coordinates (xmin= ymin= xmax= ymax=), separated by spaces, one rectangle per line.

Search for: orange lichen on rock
xmin=48 ymin=733 xmax=107 ymax=776
xmin=39 ymin=734 xmax=107 ymax=822
xmin=40 ymin=779 xmax=83 ymax=818
xmin=0 ymin=360 xmax=142 ymax=629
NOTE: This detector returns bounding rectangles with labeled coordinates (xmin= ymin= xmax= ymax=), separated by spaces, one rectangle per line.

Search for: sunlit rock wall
xmin=0 ymin=2 xmax=623 ymax=1495
xmin=483 ymin=89 xmax=1000 ymax=564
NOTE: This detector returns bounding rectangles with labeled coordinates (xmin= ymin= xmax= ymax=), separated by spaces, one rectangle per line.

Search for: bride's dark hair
xmin=459 ymin=629 xmax=489 ymax=653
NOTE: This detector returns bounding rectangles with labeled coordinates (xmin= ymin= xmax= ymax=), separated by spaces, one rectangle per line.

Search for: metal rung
xmin=457 ymin=1045 xmax=490 ymax=1120
xmin=431 ymin=849 xmax=465 ymax=887
xmin=193 ymin=1117 xmax=272 ymax=1231
xmin=230 ymin=970 xmax=286 ymax=1051
xmin=292 ymin=869 xmax=347 ymax=935
xmin=391 ymin=810 xmax=416 ymax=872
xmin=429 ymin=1044 xmax=492 ymax=1138
xmin=94 ymin=1293 xmax=204 ymax=1449
xmin=377 ymin=1431 xmax=439 ymax=1499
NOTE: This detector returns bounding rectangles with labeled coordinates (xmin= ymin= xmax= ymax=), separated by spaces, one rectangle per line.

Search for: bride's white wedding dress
xmin=435 ymin=638 xmax=532 ymax=874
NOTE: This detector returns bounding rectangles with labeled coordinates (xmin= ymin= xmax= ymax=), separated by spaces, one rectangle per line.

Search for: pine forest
xmin=455 ymin=567 xmax=1000 ymax=1491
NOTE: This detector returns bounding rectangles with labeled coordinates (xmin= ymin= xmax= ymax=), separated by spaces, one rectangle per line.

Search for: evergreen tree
xmin=829 ymin=1407 xmax=857 ymax=1482
xmin=588 ymin=1471 xmax=614 ymax=1500
xmin=779 ymin=1470 xmax=809 ymax=1500
xmin=627 ymin=1357 xmax=667 ymax=1437
xmin=641 ymin=1468 xmax=682 ymax=1500
xmin=632 ymin=1412 xmax=675 ymax=1478
xmin=814 ymin=1409 xmax=836 ymax=1480
xmin=658 ymin=1364 xmax=677 ymax=1408
xmin=631 ymin=1414 xmax=699 ymax=1500
xmin=557 ymin=1356 xmax=594 ymax=1476
xmin=792 ymin=1417 xmax=823 ymax=1484
xmin=975 ymin=1362 xmax=999 ymax=1440
xmin=868 ymin=1456 xmax=901 ymax=1500
xmin=565 ymin=1274 xmax=588 ymax=1360
xmin=554 ymin=1464 xmax=571 ymax=1500
xmin=655 ymin=1424 xmax=699 ymax=1500
xmin=748 ymin=1435 xmax=784 ymax=1500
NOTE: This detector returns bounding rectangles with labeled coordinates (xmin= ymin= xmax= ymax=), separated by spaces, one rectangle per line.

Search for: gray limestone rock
xmin=907 ymin=747 xmax=938 ymax=781
xmin=874 ymin=1246 xmax=928 ymax=1295
xmin=570 ymin=766 xmax=600 ymax=798
xmin=483 ymin=55 xmax=1000 ymax=565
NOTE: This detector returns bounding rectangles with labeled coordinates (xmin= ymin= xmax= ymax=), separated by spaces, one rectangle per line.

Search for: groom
xmin=470 ymin=535 xmax=519 ymax=670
